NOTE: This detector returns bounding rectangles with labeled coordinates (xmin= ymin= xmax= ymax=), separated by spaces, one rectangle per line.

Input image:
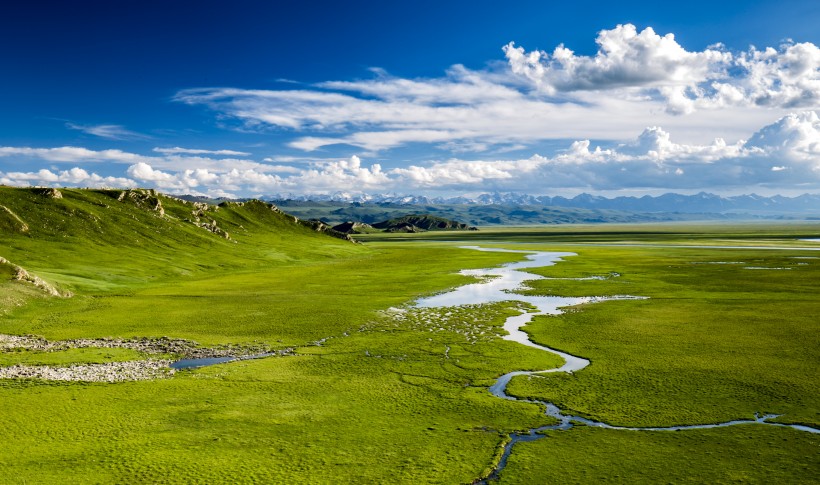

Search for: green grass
xmin=498 ymin=426 xmax=820 ymax=484
xmin=0 ymin=188 xmax=818 ymax=482
xmin=0 ymin=347 xmax=157 ymax=366
xmin=0 ymin=301 xmax=563 ymax=483
xmin=505 ymin=246 xmax=820 ymax=428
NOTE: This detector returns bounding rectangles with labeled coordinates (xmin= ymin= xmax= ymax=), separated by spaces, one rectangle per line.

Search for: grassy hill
xmin=0 ymin=187 xmax=360 ymax=294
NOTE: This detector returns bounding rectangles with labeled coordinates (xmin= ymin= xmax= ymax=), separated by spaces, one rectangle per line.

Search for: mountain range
xmin=265 ymin=192 xmax=820 ymax=215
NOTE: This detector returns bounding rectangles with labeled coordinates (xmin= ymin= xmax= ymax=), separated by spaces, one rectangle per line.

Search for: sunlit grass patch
xmin=0 ymin=347 xmax=160 ymax=367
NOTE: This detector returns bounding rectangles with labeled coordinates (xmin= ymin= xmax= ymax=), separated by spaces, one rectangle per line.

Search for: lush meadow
xmin=1 ymin=188 xmax=818 ymax=482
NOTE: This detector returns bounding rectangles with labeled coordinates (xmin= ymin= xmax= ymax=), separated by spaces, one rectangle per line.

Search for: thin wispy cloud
xmin=66 ymin=123 xmax=150 ymax=140
xmin=152 ymin=147 xmax=252 ymax=156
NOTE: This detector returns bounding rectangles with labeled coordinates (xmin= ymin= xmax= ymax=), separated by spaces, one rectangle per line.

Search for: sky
xmin=2 ymin=0 xmax=819 ymax=198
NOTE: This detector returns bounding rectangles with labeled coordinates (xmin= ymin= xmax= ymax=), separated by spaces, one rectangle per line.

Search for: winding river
xmin=414 ymin=246 xmax=820 ymax=483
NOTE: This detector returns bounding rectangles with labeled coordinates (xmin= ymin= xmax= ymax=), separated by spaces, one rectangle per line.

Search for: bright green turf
xmin=506 ymin=246 xmax=820 ymax=428
xmin=0 ymin=347 xmax=157 ymax=367
xmin=0 ymin=187 xmax=560 ymax=482
xmin=498 ymin=426 xmax=820 ymax=484
xmin=1 ymin=188 xmax=819 ymax=483
xmin=0 ymin=308 xmax=560 ymax=483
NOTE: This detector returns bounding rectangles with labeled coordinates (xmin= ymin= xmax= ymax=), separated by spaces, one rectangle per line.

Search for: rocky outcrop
xmin=116 ymin=189 xmax=165 ymax=217
xmin=30 ymin=187 xmax=63 ymax=199
xmin=0 ymin=257 xmax=72 ymax=297
xmin=372 ymin=214 xmax=476 ymax=232
xmin=331 ymin=221 xmax=375 ymax=234
xmin=197 ymin=219 xmax=231 ymax=239
xmin=189 ymin=201 xmax=217 ymax=222
xmin=299 ymin=219 xmax=357 ymax=242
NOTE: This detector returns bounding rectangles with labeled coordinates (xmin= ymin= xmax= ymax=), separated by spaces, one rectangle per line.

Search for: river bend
xmin=413 ymin=246 xmax=820 ymax=483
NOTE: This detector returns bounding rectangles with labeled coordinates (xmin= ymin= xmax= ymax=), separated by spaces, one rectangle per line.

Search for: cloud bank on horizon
xmin=2 ymin=24 xmax=819 ymax=197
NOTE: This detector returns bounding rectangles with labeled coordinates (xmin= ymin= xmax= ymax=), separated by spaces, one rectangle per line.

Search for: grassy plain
xmin=508 ymin=245 xmax=820 ymax=428
xmin=1 ymin=188 xmax=819 ymax=483
xmin=0 ymin=188 xmax=559 ymax=482
xmin=499 ymin=426 xmax=819 ymax=484
xmin=364 ymin=223 xmax=820 ymax=482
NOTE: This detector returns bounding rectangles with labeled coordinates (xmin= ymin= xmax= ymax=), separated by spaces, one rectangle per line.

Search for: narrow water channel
xmin=413 ymin=246 xmax=820 ymax=483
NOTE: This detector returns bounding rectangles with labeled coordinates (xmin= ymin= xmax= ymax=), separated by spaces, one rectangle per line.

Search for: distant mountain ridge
xmin=265 ymin=191 xmax=820 ymax=215
xmin=370 ymin=215 xmax=476 ymax=233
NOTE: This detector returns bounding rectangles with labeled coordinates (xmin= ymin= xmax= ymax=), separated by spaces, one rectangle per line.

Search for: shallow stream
xmin=413 ymin=246 xmax=819 ymax=482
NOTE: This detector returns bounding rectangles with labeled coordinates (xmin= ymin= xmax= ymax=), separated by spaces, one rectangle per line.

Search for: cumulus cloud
xmin=123 ymin=155 xmax=391 ymax=194
xmin=386 ymin=111 xmax=820 ymax=192
xmin=0 ymin=167 xmax=136 ymax=188
xmin=504 ymin=25 xmax=730 ymax=94
xmin=173 ymin=25 xmax=819 ymax=154
xmin=4 ymin=112 xmax=819 ymax=196
xmin=745 ymin=110 xmax=820 ymax=159
xmin=506 ymin=24 xmax=820 ymax=115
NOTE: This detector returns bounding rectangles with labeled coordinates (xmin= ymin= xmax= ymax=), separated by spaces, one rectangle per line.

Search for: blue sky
xmin=2 ymin=0 xmax=819 ymax=197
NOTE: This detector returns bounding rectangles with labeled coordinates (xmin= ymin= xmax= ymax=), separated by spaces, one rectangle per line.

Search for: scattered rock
xmin=116 ymin=189 xmax=165 ymax=217
xmin=0 ymin=360 xmax=174 ymax=382
xmin=197 ymin=219 xmax=231 ymax=239
xmin=0 ymin=334 xmax=297 ymax=382
xmin=30 ymin=187 xmax=63 ymax=199
xmin=0 ymin=205 xmax=29 ymax=232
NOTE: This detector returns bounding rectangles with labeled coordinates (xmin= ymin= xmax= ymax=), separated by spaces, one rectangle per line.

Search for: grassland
xmin=1 ymin=188 xmax=818 ymax=482
xmin=498 ymin=426 xmax=819 ymax=484
xmin=506 ymin=245 xmax=820 ymax=428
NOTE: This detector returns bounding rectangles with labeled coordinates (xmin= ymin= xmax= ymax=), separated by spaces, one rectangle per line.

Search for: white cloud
xmin=123 ymin=156 xmax=390 ymax=195
xmin=504 ymin=25 xmax=730 ymax=95
xmin=152 ymin=147 xmax=251 ymax=156
xmin=174 ymin=82 xmax=686 ymax=152
xmin=172 ymin=24 xmax=820 ymax=154
xmin=4 ymin=112 xmax=819 ymax=196
xmin=0 ymin=146 xmax=151 ymax=164
xmin=506 ymin=25 xmax=820 ymax=115
xmin=121 ymin=111 xmax=820 ymax=193
xmin=745 ymin=111 xmax=820 ymax=159
xmin=0 ymin=167 xmax=136 ymax=188
xmin=384 ymin=111 xmax=820 ymax=192
xmin=0 ymin=145 xmax=286 ymax=174
xmin=66 ymin=123 xmax=149 ymax=140
xmin=732 ymin=42 xmax=820 ymax=108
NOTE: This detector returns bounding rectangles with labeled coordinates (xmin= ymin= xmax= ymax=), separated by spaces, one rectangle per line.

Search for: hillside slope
xmin=0 ymin=187 xmax=361 ymax=295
